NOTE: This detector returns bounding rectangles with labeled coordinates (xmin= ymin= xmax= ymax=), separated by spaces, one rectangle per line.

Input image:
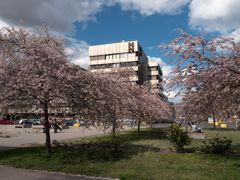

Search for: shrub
xmin=200 ymin=136 xmax=232 ymax=154
xmin=169 ymin=123 xmax=191 ymax=152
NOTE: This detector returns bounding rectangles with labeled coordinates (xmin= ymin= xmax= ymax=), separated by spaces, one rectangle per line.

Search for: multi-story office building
xmin=89 ymin=41 xmax=148 ymax=84
xmin=89 ymin=41 xmax=166 ymax=99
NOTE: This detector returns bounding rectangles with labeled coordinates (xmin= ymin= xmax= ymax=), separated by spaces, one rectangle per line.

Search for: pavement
xmin=0 ymin=165 xmax=116 ymax=180
xmin=0 ymin=125 xmax=114 ymax=150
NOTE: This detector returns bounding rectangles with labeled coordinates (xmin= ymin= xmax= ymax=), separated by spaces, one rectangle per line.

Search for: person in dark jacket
xmin=52 ymin=119 xmax=62 ymax=133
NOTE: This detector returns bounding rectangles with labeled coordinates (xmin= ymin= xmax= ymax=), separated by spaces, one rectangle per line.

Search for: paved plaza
xmin=0 ymin=125 xmax=112 ymax=150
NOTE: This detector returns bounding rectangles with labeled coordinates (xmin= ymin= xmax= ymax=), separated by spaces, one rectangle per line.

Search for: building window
xmin=149 ymin=67 xmax=158 ymax=71
xmin=120 ymin=53 xmax=127 ymax=58
xmin=90 ymin=55 xmax=106 ymax=61
xmin=120 ymin=61 xmax=138 ymax=67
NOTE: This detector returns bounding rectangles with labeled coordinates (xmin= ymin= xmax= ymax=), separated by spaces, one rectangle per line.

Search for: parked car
xmin=31 ymin=119 xmax=41 ymax=125
xmin=73 ymin=120 xmax=90 ymax=127
xmin=63 ymin=120 xmax=77 ymax=126
xmin=0 ymin=119 xmax=14 ymax=125
xmin=19 ymin=119 xmax=33 ymax=125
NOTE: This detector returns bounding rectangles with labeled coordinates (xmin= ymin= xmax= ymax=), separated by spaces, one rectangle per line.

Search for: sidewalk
xmin=0 ymin=126 xmax=110 ymax=150
xmin=0 ymin=165 xmax=116 ymax=180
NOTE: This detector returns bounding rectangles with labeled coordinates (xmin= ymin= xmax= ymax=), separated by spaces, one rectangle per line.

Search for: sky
xmin=0 ymin=0 xmax=240 ymax=102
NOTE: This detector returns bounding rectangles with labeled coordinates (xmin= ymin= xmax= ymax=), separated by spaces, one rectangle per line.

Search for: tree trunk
xmin=44 ymin=103 xmax=51 ymax=153
xmin=212 ymin=113 xmax=216 ymax=129
xmin=150 ymin=119 xmax=154 ymax=128
xmin=112 ymin=119 xmax=116 ymax=137
xmin=137 ymin=119 xmax=141 ymax=132
xmin=112 ymin=118 xmax=118 ymax=151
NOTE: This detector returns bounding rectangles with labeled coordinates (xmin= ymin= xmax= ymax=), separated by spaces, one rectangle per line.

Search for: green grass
xmin=0 ymin=128 xmax=240 ymax=180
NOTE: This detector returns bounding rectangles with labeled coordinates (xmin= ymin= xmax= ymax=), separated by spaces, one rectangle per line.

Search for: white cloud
xmin=189 ymin=0 xmax=240 ymax=32
xmin=148 ymin=56 xmax=173 ymax=78
xmin=65 ymin=39 xmax=90 ymax=69
xmin=2 ymin=0 xmax=239 ymax=35
xmin=0 ymin=0 xmax=103 ymax=33
xmin=112 ymin=0 xmax=189 ymax=16
xmin=0 ymin=0 xmax=191 ymax=34
xmin=0 ymin=18 xmax=10 ymax=29
xmin=0 ymin=1 xmax=97 ymax=69
xmin=227 ymin=28 xmax=240 ymax=42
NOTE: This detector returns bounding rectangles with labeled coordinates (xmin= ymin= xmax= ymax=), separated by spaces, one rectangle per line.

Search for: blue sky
xmin=0 ymin=0 xmax=239 ymax=102
xmin=73 ymin=5 xmax=190 ymax=57
xmin=74 ymin=5 xmax=189 ymax=46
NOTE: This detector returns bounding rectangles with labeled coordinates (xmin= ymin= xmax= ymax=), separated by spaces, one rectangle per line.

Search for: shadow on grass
xmin=52 ymin=128 xmax=169 ymax=163
xmin=54 ymin=143 xmax=163 ymax=164
xmin=90 ymin=128 xmax=168 ymax=144
xmin=0 ymin=128 xmax=169 ymax=166
xmin=122 ymin=128 xmax=168 ymax=141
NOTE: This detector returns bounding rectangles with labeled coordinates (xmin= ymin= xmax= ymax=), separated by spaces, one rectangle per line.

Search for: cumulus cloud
xmin=0 ymin=0 xmax=103 ymax=33
xmin=0 ymin=1 xmax=98 ymax=69
xmin=189 ymin=0 xmax=240 ymax=32
xmin=148 ymin=56 xmax=173 ymax=78
xmin=0 ymin=18 xmax=10 ymax=29
xmin=227 ymin=28 xmax=240 ymax=42
xmin=65 ymin=38 xmax=90 ymax=69
xmin=2 ymin=0 xmax=240 ymax=35
xmin=112 ymin=0 xmax=189 ymax=15
xmin=0 ymin=0 xmax=191 ymax=33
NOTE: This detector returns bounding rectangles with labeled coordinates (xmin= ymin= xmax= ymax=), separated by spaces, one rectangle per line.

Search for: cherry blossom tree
xmin=83 ymin=71 xmax=136 ymax=136
xmin=0 ymin=26 xmax=173 ymax=153
xmin=126 ymin=84 xmax=171 ymax=132
xmin=88 ymin=68 xmax=172 ymax=133
xmin=164 ymin=30 xmax=240 ymax=125
xmin=0 ymin=26 xmax=87 ymax=153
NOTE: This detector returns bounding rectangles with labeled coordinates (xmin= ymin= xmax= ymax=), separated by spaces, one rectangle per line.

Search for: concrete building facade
xmin=89 ymin=41 xmax=148 ymax=84
xmin=89 ymin=41 xmax=166 ymax=99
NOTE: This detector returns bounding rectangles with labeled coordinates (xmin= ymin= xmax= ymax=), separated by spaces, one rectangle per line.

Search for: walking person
xmin=53 ymin=119 xmax=62 ymax=133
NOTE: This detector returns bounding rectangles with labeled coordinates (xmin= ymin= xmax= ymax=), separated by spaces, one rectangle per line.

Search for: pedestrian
xmin=53 ymin=119 xmax=62 ymax=133
xmin=190 ymin=122 xmax=197 ymax=132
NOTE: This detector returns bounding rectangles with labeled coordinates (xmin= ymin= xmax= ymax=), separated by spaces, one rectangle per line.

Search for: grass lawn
xmin=0 ymin=128 xmax=240 ymax=180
